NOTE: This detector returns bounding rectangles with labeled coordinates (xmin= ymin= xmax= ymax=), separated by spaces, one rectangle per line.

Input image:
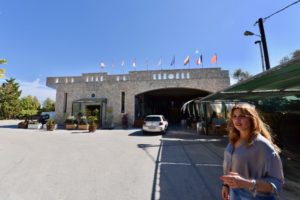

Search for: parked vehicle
xmin=142 ymin=115 xmax=168 ymax=134
xmin=38 ymin=114 xmax=49 ymax=125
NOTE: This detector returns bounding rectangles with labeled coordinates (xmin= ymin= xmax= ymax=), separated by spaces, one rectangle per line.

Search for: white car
xmin=142 ymin=115 xmax=168 ymax=134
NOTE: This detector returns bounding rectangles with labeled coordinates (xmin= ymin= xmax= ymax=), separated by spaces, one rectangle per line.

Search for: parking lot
xmin=0 ymin=120 xmax=299 ymax=200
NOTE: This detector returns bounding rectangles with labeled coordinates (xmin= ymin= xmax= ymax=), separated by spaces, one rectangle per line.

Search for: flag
xmin=111 ymin=60 xmax=115 ymax=69
xmin=183 ymin=56 xmax=190 ymax=65
xmin=157 ymin=57 xmax=162 ymax=66
xmin=100 ymin=62 xmax=105 ymax=69
xmin=121 ymin=60 xmax=125 ymax=67
xmin=196 ymin=55 xmax=202 ymax=65
xmin=211 ymin=54 xmax=217 ymax=64
xmin=170 ymin=56 xmax=175 ymax=66
xmin=132 ymin=58 xmax=136 ymax=68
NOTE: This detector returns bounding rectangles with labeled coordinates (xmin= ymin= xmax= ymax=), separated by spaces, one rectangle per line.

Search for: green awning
xmin=201 ymin=58 xmax=300 ymax=101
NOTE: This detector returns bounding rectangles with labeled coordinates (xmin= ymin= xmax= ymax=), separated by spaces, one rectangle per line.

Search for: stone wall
xmin=47 ymin=68 xmax=230 ymax=126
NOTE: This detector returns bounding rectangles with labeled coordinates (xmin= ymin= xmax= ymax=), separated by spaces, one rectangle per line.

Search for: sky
xmin=0 ymin=0 xmax=299 ymax=103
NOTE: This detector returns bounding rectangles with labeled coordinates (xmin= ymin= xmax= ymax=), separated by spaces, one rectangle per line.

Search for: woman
xmin=220 ymin=103 xmax=284 ymax=200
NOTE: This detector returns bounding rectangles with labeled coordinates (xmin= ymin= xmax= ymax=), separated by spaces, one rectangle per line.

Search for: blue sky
xmin=0 ymin=0 xmax=299 ymax=102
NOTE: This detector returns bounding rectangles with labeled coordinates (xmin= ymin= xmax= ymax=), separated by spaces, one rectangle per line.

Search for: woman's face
xmin=232 ymin=108 xmax=252 ymax=133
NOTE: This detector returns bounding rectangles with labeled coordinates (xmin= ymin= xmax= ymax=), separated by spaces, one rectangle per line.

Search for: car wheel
xmin=161 ymin=127 xmax=167 ymax=135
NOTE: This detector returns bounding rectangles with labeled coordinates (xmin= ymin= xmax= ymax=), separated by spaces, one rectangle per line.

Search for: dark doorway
xmin=135 ymin=88 xmax=209 ymax=125
xmin=86 ymin=105 xmax=102 ymax=128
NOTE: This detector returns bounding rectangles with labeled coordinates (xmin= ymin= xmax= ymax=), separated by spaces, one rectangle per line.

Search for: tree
xmin=291 ymin=49 xmax=300 ymax=59
xmin=42 ymin=98 xmax=55 ymax=112
xmin=279 ymin=49 xmax=300 ymax=64
xmin=232 ymin=69 xmax=251 ymax=82
xmin=0 ymin=59 xmax=7 ymax=64
xmin=279 ymin=56 xmax=290 ymax=65
xmin=19 ymin=95 xmax=41 ymax=119
xmin=0 ymin=78 xmax=22 ymax=119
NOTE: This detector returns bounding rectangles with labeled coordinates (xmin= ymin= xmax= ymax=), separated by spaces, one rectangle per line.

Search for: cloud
xmin=18 ymin=79 xmax=56 ymax=104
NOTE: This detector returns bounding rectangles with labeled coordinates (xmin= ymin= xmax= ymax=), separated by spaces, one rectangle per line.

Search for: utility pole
xmin=257 ymin=18 xmax=270 ymax=70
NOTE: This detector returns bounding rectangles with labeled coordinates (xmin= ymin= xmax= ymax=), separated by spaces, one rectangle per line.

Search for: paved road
xmin=0 ymin=120 xmax=299 ymax=200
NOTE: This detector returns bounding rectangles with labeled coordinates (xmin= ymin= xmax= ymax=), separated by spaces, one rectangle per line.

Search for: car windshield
xmin=145 ymin=116 xmax=161 ymax=122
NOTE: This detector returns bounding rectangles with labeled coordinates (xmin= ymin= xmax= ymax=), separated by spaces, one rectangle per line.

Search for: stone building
xmin=46 ymin=68 xmax=230 ymax=127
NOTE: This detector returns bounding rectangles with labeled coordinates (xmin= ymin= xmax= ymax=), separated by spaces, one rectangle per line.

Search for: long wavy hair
xmin=227 ymin=103 xmax=280 ymax=153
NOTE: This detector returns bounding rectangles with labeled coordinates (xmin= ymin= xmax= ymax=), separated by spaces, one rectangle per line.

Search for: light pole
xmin=254 ymin=40 xmax=265 ymax=72
xmin=244 ymin=18 xmax=271 ymax=70
xmin=257 ymin=18 xmax=270 ymax=70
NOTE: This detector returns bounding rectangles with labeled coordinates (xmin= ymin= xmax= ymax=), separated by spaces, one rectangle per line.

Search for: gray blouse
xmin=223 ymin=134 xmax=284 ymax=194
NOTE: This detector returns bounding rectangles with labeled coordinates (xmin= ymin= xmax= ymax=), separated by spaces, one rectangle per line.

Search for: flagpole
xmin=174 ymin=56 xmax=176 ymax=69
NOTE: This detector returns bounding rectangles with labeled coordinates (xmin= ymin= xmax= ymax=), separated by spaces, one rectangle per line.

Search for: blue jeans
xmin=230 ymin=189 xmax=276 ymax=200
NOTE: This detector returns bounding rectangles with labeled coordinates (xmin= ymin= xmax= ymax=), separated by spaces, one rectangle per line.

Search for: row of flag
xmin=99 ymin=54 xmax=218 ymax=69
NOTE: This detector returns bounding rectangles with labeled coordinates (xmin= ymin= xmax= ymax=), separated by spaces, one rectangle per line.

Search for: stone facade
xmin=46 ymin=68 xmax=230 ymax=126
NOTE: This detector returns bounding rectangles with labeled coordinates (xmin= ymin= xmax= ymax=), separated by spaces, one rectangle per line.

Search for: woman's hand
xmin=220 ymin=172 xmax=249 ymax=189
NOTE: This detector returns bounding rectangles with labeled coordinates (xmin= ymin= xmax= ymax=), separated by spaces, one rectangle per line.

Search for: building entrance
xmin=86 ymin=105 xmax=101 ymax=128
xmin=135 ymin=88 xmax=209 ymax=124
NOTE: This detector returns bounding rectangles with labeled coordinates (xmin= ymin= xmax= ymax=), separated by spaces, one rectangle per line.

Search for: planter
xmin=89 ymin=124 xmax=97 ymax=132
xmin=78 ymin=124 xmax=89 ymax=130
xmin=65 ymin=124 xmax=77 ymax=130
xmin=28 ymin=123 xmax=42 ymax=129
xmin=18 ymin=121 xmax=28 ymax=129
xmin=47 ymin=124 xmax=56 ymax=131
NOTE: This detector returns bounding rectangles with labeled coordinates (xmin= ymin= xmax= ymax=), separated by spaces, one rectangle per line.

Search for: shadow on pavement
xmin=138 ymin=126 xmax=227 ymax=200
xmin=128 ymin=130 xmax=162 ymax=137
xmin=136 ymin=126 xmax=300 ymax=200
xmin=0 ymin=124 xmax=19 ymax=129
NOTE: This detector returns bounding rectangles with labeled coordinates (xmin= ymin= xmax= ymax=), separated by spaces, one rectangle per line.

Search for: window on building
xmin=163 ymin=73 xmax=167 ymax=79
xmin=121 ymin=92 xmax=125 ymax=113
xmin=158 ymin=74 xmax=161 ymax=80
xmin=153 ymin=74 xmax=156 ymax=80
xmin=181 ymin=73 xmax=185 ymax=79
xmin=187 ymin=72 xmax=190 ymax=79
xmin=63 ymin=93 xmax=68 ymax=113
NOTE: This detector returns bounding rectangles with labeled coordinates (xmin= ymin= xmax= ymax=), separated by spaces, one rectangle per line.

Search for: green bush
xmin=46 ymin=118 xmax=55 ymax=125
xmin=88 ymin=116 xmax=97 ymax=125
xmin=65 ymin=116 xmax=76 ymax=124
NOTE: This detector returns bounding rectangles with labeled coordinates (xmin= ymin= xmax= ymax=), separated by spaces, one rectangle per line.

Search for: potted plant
xmin=46 ymin=119 xmax=56 ymax=131
xmin=78 ymin=116 xmax=89 ymax=130
xmin=122 ymin=113 xmax=128 ymax=129
xmin=88 ymin=116 xmax=97 ymax=132
xmin=65 ymin=116 xmax=77 ymax=130
xmin=18 ymin=119 xmax=29 ymax=129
